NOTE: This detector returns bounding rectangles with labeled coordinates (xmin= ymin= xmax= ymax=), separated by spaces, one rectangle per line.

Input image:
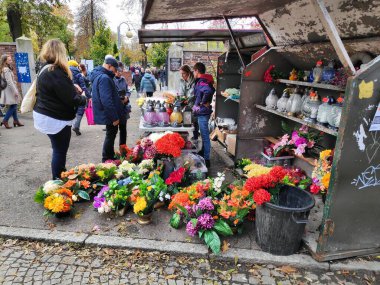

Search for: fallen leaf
xmin=103 ymin=248 xmax=115 ymax=255
xmin=165 ymin=274 xmax=178 ymax=280
xmin=280 ymin=265 xmax=297 ymax=274
xmin=222 ymin=240 xmax=230 ymax=252
xmin=234 ymin=256 xmax=238 ymax=266
xmin=74 ymin=212 xmax=82 ymax=219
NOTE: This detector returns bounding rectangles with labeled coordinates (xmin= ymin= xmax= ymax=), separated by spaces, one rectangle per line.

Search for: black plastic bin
xmin=255 ymin=186 xmax=315 ymax=255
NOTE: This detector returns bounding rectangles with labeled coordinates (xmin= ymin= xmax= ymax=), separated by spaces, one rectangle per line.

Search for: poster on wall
xmin=170 ymin=58 xmax=182 ymax=71
xmin=15 ymin=52 xmax=31 ymax=83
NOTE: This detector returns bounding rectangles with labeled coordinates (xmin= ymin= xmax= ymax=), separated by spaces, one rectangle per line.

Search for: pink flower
xmin=299 ymin=125 xmax=309 ymax=133
xmin=274 ymin=134 xmax=289 ymax=149
xmin=295 ymin=137 xmax=308 ymax=147
xmin=294 ymin=143 xmax=307 ymax=156
xmin=291 ymin=131 xmax=300 ymax=142
xmin=307 ymin=140 xmax=315 ymax=148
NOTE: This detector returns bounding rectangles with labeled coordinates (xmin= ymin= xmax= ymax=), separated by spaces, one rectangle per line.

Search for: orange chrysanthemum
xmin=80 ymin=180 xmax=91 ymax=189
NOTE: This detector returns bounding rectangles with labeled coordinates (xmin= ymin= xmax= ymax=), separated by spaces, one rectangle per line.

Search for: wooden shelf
xmin=277 ymin=79 xmax=345 ymax=92
xmin=264 ymin=136 xmax=317 ymax=167
xmin=256 ymin=104 xmax=338 ymax=136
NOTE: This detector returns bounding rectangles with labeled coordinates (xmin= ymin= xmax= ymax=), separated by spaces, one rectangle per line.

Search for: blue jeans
xmin=47 ymin=125 xmax=71 ymax=179
xmin=198 ymin=115 xmax=211 ymax=160
xmin=3 ymin=104 xmax=18 ymax=122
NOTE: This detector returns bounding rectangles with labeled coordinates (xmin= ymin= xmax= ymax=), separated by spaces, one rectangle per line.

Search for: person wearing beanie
xmin=90 ymin=57 xmax=126 ymax=162
xmin=68 ymin=60 xmax=91 ymax=136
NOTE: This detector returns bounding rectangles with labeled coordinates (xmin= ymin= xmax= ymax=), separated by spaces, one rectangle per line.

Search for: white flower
xmin=107 ymin=201 xmax=113 ymax=207
xmin=43 ymin=180 xmax=62 ymax=195
xmin=98 ymin=207 xmax=105 ymax=214
xmin=159 ymin=196 xmax=164 ymax=202
xmin=72 ymin=195 xmax=78 ymax=202
xmin=119 ymin=161 xmax=136 ymax=174
xmin=115 ymin=170 xmax=124 ymax=179
xmin=165 ymin=194 xmax=171 ymax=200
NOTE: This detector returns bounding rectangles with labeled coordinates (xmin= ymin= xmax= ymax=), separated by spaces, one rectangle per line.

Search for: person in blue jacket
xmin=90 ymin=57 xmax=127 ymax=162
xmin=114 ymin=63 xmax=131 ymax=147
xmin=68 ymin=60 xmax=91 ymax=136
xmin=192 ymin=62 xmax=215 ymax=168
xmin=140 ymin=68 xmax=156 ymax=97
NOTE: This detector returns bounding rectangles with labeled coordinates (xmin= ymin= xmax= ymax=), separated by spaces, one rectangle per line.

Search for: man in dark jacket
xmin=132 ymin=69 xmax=142 ymax=97
xmin=69 ymin=60 xmax=91 ymax=136
xmin=193 ymin=62 xmax=215 ymax=168
xmin=90 ymin=57 xmax=126 ymax=162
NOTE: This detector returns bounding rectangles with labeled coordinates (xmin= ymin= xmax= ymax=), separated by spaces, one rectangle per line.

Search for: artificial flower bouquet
xmin=155 ymin=132 xmax=185 ymax=158
xmin=133 ymin=174 xmax=168 ymax=216
xmin=173 ymin=197 xmax=233 ymax=254
xmin=265 ymin=124 xmax=320 ymax=157
xmin=95 ymin=163 xmax=118 ymax=183
xmin=311 ymin=149 xmax=334 ymax=195
xmin=243 ymin=163 xmax=271 ymax=178
xmin=34 ymin=180 xmax=74 ymax=217
xmin=215 ymin=184 xmax=255 ymax=233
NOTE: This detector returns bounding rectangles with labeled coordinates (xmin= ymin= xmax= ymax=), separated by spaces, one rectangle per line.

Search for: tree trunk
xmin=6 ymin=4 xmax=22 ymax=41
xmin=90 ymin=0 xmax=95 ymax=36
xmin=141 ymin=44 xmax=147 ymax=68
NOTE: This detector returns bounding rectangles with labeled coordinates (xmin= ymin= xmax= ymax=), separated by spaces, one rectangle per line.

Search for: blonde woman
xmin=33 ymin=39 xmax=86 ymax=179
xmin=0 ymin=54 xmax=23 ymax=128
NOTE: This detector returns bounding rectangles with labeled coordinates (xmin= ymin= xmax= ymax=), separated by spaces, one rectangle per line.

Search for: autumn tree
xmin=89 ymin=20 xmax=112 ymax=66
xmin=147 ymin=43 xmax=171 ymax=68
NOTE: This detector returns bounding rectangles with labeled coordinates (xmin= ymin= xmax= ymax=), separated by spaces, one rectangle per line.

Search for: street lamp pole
xmin=117 ymin=22 xmax=133 ymax=63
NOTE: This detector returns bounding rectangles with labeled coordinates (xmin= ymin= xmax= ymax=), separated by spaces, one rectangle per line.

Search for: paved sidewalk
xmin=1 ymin=238 xmax=378 ymax=285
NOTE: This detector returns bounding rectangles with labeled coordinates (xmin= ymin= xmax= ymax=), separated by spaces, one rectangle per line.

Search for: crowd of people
xmin=0 ymin=38 xmax=215 ymax=178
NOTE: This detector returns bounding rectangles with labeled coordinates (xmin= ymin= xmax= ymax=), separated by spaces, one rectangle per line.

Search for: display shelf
xmin=264 ymin=136 xmax=317 ymax=167
xmin=276 ymin=79 xmax=345 ymax=92
xmin=256 ymin=104 xmax=338 ymax=136
xmin=139 ymin=119 xmax=194 ymax=132
xmin=219 ymin=93 xmax=240 ymax=103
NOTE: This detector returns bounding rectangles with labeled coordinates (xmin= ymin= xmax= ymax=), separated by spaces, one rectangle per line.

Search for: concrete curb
xmin=0 ymin=226 xmax=88 ymax=244
xmin=0 ymin=226 xmax=379 ymax=273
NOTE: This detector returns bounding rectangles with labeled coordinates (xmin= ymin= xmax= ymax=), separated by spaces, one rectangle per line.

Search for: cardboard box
xmin=215 ymin=127 xmax=227 ymax=143
xmin=226 ymin=134 xmax=236 ymax=156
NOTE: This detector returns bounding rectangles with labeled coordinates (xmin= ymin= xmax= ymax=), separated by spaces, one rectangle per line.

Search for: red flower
xmin=165 ymin=167 xmax=186 ymax=185
xmin=244 ymin=174 xmax=276 ymax=192
xmin=310 ymin=184 xmax=321 ymax=194
xmin=254 ymin=189 xmax=271 ymax=206
xmin=155 ymin=133 xmax=185 ymax=158
xmin=269 ymin=166 xmax=287 ymax=183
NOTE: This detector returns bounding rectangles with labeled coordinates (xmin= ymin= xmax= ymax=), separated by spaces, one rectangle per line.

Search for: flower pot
xmin=154 ymin=201 xmax=165 ymax=209
xmin=55 ymin=211 xmax=71 ymax=218
xmin=137 ymin=212 xmax=153 ymax=225
xmin=255 ymin=186 xmax=315 ymax=255
xmin=117 ymin=206 xmax=127 ymax=217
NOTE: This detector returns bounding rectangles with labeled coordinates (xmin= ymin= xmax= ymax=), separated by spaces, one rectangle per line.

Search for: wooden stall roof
xmin=142 ymin=0 xmax=380 ymax=45
xmin=138 ymin=29 xmax=267 ymax=48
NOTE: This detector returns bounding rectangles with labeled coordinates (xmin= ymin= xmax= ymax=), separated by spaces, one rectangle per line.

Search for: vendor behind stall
xmin=178 ymin=65 xmax=198 ymax=141
xmin=192 ymin=62 xmax=215 ymax=168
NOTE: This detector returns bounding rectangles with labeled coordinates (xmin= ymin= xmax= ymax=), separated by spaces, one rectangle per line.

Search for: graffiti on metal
xmin=351 ymin=164 xmax=380 ymax=190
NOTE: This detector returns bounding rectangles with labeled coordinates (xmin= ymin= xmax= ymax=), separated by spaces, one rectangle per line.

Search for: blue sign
xmin=15 ymin=52 xmax=31 ymax=83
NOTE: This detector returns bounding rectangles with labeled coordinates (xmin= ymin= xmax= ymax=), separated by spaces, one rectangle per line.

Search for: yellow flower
xmin=44 ymin=195 xmax=65 ymax=213
xmin=320 ymin=150 xmax=332 ymax=160
xmin=96 ymin=170 xmax=105 ymax=178
xmin=244 ymin=163 xmax=271 ymax=178
xmin=147 ymin=186 xmax=153 ymax=191
xmin=321 ymin=172 xmax=331 ymax=189
xmin=133 ymin=197 xmax=147 ymax=214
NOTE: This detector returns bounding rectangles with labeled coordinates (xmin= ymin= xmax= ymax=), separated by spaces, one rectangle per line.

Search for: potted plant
xmin=133 ymin=174 xmax=167 ymax=224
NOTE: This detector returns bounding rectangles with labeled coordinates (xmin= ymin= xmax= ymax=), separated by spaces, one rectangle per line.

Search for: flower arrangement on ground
xmin=265 ymin=124 xmax=320 ymax=157
xmin=35 ymin=182 xmax=74 ymax=217
xmin=311 ymin=149 xmax=334 ymax=195
xmin=165 ymin=166 xmax=190 ymax=195
xmin=244 ymin=166 xmax=288 ymax=205
xmin=215 ymin=185 xmax=255 ymax=233
xmin=155 ymin=133 xmax=185 ymax=158
xmin=95 ymin=163 xmax=118 ymax=183
xmin=172 ymin=197 xmax=233 ymax=254
xmin=133 ymin=174 xmax=167 ymax=216
xmin=243 ymin=163 xmax=271 ymax=178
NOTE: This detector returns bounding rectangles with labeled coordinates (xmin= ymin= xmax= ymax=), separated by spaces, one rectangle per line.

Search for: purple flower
xmin=141 ymin=138 xmax=153 ymax=149
xmin=186 ymin=220 xmax=198 ymax=237
xmin=291 ymin=131 xmax=300 ymax=142
xmin=294 ymin=143 xmax=307 ymax=156
xmin=185 ymin=205 xmax=195 ymax=217
xmin=197 ymin=213 xmax=215 ymax=230
xmin=197 ymin=198 xmax=214 ymax=211
xmin=294 ymin=137 xmax=308 ymax=147
xmin=93 ymin=186 xmax=109 ymax=209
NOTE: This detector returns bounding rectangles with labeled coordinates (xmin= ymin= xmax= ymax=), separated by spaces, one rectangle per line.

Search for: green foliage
xmin=147 ymin=43 xmax=170 ymax=68
xmin=90 ymin=20 xmax=113 ymax=66
xmin=112 ymin=42 xmax=118 ymax=59
xmin=213 ymin=220 xmax=233 ymax=236
xmin=0 ymin=14 xmax=12 ymax=42
xmin=34 ymin=187 xmax=45 ymax=204
xmin=170 ymin=213 xmax=181 ymax=229
xmin=203 ymin=230 xmax=221 ymax=254
xmin=77 ymin=190 xmax=90 ymax=201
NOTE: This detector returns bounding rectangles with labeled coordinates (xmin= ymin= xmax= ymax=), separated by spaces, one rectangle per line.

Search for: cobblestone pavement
xmin=0 ymin=238 xmax=378 ymax=285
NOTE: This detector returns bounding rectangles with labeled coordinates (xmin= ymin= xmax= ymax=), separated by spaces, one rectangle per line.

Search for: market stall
xmin=142 ymin=0 xmax=380 ymax=261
